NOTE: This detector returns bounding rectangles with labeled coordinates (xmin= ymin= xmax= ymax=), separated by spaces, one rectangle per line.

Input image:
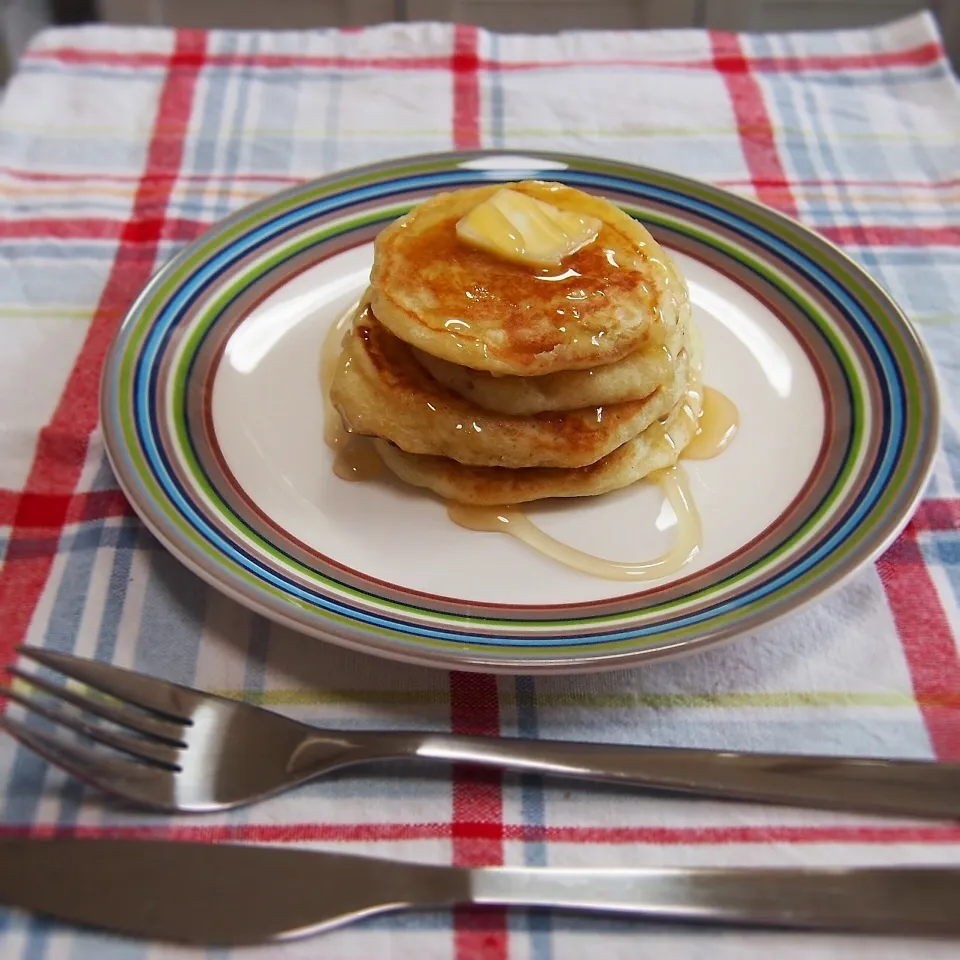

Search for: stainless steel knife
xmin=1 ymin=838 xmax=959 ymax=944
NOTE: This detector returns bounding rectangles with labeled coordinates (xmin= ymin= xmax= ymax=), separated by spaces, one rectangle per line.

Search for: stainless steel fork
xmin=3 ymin=645 xmax=960 ymax=817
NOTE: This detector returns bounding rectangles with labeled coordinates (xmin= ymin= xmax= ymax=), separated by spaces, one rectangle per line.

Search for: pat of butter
xmin=456 ymin=188 xmax=602 ymax=267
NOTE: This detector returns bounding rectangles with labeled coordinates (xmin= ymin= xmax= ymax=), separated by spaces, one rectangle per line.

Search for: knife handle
xmin=467 ymin=866 xmax=960 ymax=935
xmin=394 ymin=733 xmax=960 ymax=819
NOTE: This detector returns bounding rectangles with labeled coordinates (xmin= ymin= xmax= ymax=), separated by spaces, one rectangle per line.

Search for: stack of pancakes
xmin=330 ymin=181 xmax=701 ymax=505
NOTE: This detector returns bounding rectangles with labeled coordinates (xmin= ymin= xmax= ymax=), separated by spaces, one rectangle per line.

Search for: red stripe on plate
xmin=0 ymin=30 xmax=206 ymax=709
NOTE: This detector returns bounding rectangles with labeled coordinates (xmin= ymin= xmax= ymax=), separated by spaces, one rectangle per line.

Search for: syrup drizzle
xmin=320 ymin=304 xmax=382 ymax=481
xmin=447 ymin=465 xmax=700 ymax=582
xmin=444 ymin=386 xmax=737 ymax=581
xmin=322 ymin=309 xmax=738 ymax=580
xmin=682 ymin=387 xmax=739 ymax=460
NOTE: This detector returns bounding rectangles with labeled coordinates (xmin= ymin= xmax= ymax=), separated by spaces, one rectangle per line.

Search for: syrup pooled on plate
xmin=320 ymin=303 xmax=382 ymax=482
xmin=683 ymin=387 xmax=739 ymax=460
xmin=445 ymin=387 xmax=737 ymax=582
xmin=447 ymin=465 xmax=700 ymax=582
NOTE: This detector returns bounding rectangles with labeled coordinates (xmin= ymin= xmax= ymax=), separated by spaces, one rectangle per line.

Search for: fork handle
xmin=464 ymin=865 xmax=960 ymax=935
xmin=374 ymin=733 xmax=960 ymax=819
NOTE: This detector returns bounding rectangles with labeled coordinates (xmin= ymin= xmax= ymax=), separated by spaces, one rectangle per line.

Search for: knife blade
xmin=0 ymin=837 xmax=449 ymax=944
xmin=1 ymin=838 xmax=960 ymax=944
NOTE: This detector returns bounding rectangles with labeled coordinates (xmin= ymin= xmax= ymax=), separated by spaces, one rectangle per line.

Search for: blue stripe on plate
xmin=110 ymin=165 xmax=912 ymax=649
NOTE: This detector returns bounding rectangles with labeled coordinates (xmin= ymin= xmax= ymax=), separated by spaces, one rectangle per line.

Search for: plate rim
xmin=100 ymin=148 xmax=941 ymax=673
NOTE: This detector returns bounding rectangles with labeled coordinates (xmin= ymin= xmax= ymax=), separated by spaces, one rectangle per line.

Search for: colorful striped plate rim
xmin=100 ymin=151 xmax=939 ymax=673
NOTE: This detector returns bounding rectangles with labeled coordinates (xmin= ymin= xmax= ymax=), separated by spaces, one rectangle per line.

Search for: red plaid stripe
xmin=453 ymin=24 xmax=482 ymax=151
xmin=709 ymin=27 xmax=960 ymax=767
xmin=0 ymin=29 xmax=207 ymax=708
xmin=4 ymin=821 xmax=960 ymax=845
xmin=911 ymin=500 xmax=960 ymax=533
xmin=25 ymin=40 xmax=942 ymax=74
xmin=450 ymin=24 xmax=508 ymax=960
xmin=818 ymin=225 xmax=960 ymax=246
xmin=449 ymin=26 xmax=507 ymax=957
xmin=0 ymin=490 xmax=132 ymax=528
xmin=710 ymin=32 xmax=798 ymax=218
xmin=878 ymin=532 xmax=960 ymax=759
xmin=0 ymin=217 xmax=205 ymax=241
xmin=451 ymin=672 xmax=506 ymax=960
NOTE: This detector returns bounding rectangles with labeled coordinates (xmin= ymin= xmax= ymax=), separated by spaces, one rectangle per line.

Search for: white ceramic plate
xmin=101 ymin=151 xmax=938 ymax=672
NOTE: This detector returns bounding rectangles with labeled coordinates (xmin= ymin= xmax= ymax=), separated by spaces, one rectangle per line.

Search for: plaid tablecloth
xmin=1 ymin=10 xmax=960 ymax=959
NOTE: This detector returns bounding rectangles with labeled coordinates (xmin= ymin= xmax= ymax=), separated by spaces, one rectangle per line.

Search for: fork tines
xmin=0 ymin=646 xmax=190 ymax=773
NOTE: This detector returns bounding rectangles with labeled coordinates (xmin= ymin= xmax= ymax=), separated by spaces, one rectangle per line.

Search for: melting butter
xmin=456 ymin=188 xmax=602 ymax=267
xmin=447 ymin=466 xmax=700 ymax=583
xmin=320 ymin=304 xmax=382 ymax=481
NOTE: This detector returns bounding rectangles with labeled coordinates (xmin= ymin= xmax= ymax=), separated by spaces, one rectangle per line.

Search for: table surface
xmin=1 ymin=10 xmax=959 ymax=959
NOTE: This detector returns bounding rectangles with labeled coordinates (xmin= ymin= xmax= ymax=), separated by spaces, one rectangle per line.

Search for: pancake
xmin=369 ymin=180 xmax=688 ymax=376
xmin=374 ymin=379 xmax=704 ymax=505
xmin=330 ymin=304 xmax=691 ymax=469
xmin=413 ymin=300 xmax=690 ymax=415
